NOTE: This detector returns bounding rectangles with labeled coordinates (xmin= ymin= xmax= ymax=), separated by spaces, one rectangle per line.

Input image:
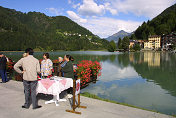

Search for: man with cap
xmin=0 ymin=52 xmax=8 ymax=83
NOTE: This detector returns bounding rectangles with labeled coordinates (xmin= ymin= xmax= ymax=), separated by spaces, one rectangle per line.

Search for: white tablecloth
xmin=37 ymin=77 xmax=73 ymax=101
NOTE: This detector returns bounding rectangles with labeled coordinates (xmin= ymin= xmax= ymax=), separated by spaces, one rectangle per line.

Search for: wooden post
xmin=66 ymin=79 xmax=86 ymax=114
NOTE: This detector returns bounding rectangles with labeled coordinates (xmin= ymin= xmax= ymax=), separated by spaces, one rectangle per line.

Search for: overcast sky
xmin=1 ymin=0 xmax=175 ymax=38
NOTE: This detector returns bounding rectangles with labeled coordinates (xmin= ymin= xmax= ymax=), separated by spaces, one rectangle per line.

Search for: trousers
xmin=23 ymin=80 xmax=38 ymax=108
xmin=0 ymin=69 xmax=8 ymax=83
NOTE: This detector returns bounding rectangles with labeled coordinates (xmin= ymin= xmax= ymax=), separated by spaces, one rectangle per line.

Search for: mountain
xmin=106 ymin=30 xmax=131 ymax=43
xmin=133 ymin=3 xmax=176 ymax=40
xmin=0 ymin=6 xmax=109 ymax=51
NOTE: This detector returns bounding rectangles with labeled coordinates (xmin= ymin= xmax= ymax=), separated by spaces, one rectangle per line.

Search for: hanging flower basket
xmin=75 ymin=60 xmax=102 ymax=88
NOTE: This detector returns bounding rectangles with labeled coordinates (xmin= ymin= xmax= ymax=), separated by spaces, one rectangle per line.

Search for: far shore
xmin=1 ymin=49 xmax=108 ymax=52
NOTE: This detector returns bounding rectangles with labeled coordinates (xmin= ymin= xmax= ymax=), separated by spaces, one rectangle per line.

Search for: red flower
xmin=75 ymin=60 xmax=102 ymax=87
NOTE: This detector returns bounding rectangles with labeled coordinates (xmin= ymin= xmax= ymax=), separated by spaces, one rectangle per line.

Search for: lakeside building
xmin=161 ymin=32 xmax=176 ymax=50
xmin=129 ymin=40 xmax=135 ymax=49
xmin=129 ymin=40 xmax=144 ymax=49
xmin=144 ymin=35 xmax=161 ymax=50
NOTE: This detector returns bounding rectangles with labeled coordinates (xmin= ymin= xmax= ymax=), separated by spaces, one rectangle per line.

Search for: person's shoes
xmin=33 ymin=105 xmax=42 ymax=109
xmin=22 ymin=105 xmax=29 ymax=109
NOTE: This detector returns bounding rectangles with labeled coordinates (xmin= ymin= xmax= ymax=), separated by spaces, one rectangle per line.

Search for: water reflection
xmin=129 ymin=52 xmax=176 ymax=97
xmin=82 ymin=51 xmax=176 ymax=115
xmin=144 ymin=52 xmax=160 ymax=67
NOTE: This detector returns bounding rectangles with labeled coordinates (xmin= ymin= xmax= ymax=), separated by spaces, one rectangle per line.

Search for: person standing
xmin=41 ymin=53 xmax=53 ymax=78
xmin=62 ymin=55 xmax=74 ymax=79
xmin=14 ymin=48 xmax=42 ymax=109
xmin=62 ymin=55 xmax=74 ymax=97
xmin=0 ymin=52 xmax=8 ymax=83
xmin=57 ymin=57 xmax=64 ymax=77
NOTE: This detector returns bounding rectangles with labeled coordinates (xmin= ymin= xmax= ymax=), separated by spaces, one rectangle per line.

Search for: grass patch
xmin=80 ymin=92 xmax=176 ymax=117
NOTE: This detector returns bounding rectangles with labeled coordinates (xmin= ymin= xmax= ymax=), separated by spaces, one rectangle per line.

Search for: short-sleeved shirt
xmin=41 ymin=59 xmax=53 ymax=76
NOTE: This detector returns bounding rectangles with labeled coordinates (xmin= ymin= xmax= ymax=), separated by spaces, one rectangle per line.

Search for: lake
xmin=3 ymin=51 xmax=176 ymax=115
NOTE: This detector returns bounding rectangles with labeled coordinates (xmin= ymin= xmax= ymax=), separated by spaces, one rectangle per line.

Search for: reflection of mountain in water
xmin=127 ymin=52 xmax=176 ymax=97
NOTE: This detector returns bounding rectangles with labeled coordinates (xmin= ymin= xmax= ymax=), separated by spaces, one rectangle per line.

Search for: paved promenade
xmin=0 ymin=80 xmax=173 ymax=118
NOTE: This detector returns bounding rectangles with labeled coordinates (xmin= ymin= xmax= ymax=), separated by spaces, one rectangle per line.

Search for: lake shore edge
xmin=1 ymin=79 xmax=175 ymax=117
xmin=80 ymin=92 xmax=176 ymax=117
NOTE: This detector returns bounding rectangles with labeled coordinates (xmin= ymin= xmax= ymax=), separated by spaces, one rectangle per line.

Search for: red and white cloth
xmin=37 ymin=77 xmax=73 ymax=100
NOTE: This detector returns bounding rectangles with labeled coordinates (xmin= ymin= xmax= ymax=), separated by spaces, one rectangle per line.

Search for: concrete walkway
xmin=0 ymin=80 xmax=173 ymax=118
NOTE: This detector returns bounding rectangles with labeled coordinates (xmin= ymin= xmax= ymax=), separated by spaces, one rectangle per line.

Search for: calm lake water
xmin=3 ymin=51 xmax=176 ymax=115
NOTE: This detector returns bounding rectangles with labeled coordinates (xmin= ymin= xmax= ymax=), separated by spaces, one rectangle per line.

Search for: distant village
xmin=129 ymin=32 xmax=176 ymax=51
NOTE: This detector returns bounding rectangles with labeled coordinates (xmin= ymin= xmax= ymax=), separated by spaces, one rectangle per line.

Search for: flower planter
xmin=81 ymin=83 xmax=89 ymax=89
xmin=76 ymin=60 xmax=102 ymax=88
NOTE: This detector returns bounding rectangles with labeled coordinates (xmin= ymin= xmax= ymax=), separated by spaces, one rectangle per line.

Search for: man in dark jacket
xmin=62 ymin=55 xmax=74 ymax=79
xmin=62 ymin=55 xmax=74 ymax=95
xmin=0 ymin=52 xmax=8 ymax=83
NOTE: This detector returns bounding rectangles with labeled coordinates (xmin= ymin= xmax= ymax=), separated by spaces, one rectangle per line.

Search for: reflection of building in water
xmin=144 ymin=52 xmax=160 ymax=67
xmin=129 ymin=53 xmax=143 ymax=64
xmin=129 ymin=53 xmax=135 ymax=63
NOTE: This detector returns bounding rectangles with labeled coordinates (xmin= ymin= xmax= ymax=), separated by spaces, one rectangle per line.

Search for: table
xmin=37 ymin=76 xmax=73 ymax=106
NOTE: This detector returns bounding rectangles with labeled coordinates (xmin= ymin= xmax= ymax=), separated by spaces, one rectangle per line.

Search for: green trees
xmin=117 ymin=37 xmax=130 ymax=51
xmin=122 ymin=36 xmax=130 ymax=51
xmin=0 ymin=6 xmax=109 ymax=51
xmin=117 ymin=38 xmax=122 ymax=49
xmin=108 ymin=40 xmax=117 ymax=52
xmin=133 ymin=44 xmax=141 ymax=51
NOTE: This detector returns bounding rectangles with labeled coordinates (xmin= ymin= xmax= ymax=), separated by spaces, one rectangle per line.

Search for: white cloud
xmin=68 ymin=0 xmax=72 ymax=4
xmin=46 ymin=8 xmax=60 ymax=16
xmin=104 ymin=2 xmax=117 ymax=15
xmin=78 ymin=0 xmax=105 ymax=16
xmin=68 ymin=0 xmax=80 ymax=9
xmin=73 ymin=3 xmax=81 ymax=9
xmin=80 ymin=17 xmax=142 ymax=38
xmin=67 ymin=11 xmax=87 ymax=23
xmin=66 ymin=0 xmax=175 ymax=37
xmin=107 ymin=0 xmax=176 ymax=18
xmin=67 ymin=10 xmax=141 ymax=38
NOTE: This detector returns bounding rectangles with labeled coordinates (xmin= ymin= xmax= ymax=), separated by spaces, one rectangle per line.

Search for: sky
xmin=0 ymin=0 xmax=176 ymax=38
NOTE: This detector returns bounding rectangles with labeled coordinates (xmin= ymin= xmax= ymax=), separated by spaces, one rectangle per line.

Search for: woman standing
xmin=41 ymin=53 xmax=53 ymax=78
xmin=62 ymin=55 xmax=74 ymax=79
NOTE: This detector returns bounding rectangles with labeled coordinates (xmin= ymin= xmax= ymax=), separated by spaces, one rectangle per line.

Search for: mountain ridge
xmin=0 ymin=6 xmax=109 ymax=51
xmin=106 ymin=30 xmax=131 ymax=42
